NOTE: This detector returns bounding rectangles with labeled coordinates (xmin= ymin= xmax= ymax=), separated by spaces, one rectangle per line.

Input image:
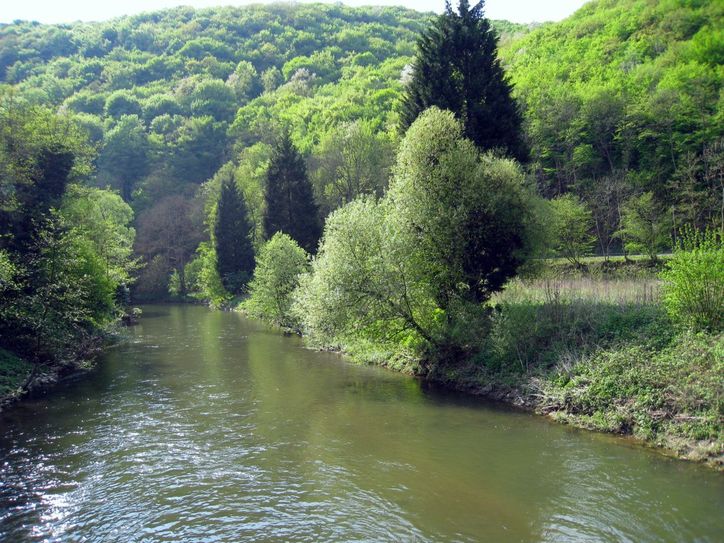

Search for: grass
xmin=540 ymin=332 xmax=723 ymax=466
xmin=494 ymin=276 xmax=661 ymax=306
xmin=0 ymin=348 xmax=32 ymax=400
xmin=429 ymin=267 xmax=723 ymax=468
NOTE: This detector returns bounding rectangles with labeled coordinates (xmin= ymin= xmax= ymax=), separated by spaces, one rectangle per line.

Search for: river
xmin=1 ymin=305 xmax=722 ymax=542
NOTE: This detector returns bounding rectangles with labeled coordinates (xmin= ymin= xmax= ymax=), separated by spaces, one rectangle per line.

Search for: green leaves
xmin=214 ymin=177 xmax=255 ymax=295
xmin=295 ymin=108 xmax=539 ymax=367
xmin=548 ymin=194 xmax=595 ymax=266
xmin=661 ymin=227 xmax=723 ymax=332
xmin=60 ymin=185 xmax=138 ymax=285
xmin=617 ymin=192 xmax=671 ymax=262
xmin=243 ymin=232 xmax=308 ymax=329
xmin=263 ymin=131 xmax=321 ymax=254
xmin=401 ymin=1 xmax=526 ymax=160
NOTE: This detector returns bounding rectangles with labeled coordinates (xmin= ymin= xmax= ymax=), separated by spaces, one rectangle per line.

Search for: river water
xmin=1 ymin=305 xmax=722 ymax=542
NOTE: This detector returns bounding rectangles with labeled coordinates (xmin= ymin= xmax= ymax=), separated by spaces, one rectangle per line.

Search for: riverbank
xmin=427 ymin=329 xmax=722 ymax=470
xmin=0 ymin=347 xmax=97 ymax=412
xmin=411 ymin=274 xmax=722 ymax=470
xmin=0 ymin=323 xmax=127 ymax=412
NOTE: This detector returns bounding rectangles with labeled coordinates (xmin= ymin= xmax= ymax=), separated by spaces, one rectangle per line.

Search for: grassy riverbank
xmin=424 ymin=271 xmax=723 ymax=470
xmin=0 ymin=348 xmax=32 ymax=405
xmin=0 ymin=327 xmax=122 ymax=411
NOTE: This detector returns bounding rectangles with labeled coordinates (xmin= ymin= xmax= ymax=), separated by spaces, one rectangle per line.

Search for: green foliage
xmin=188 ymin=79 xmax=237 ymax=120
xmin=548 ymin=194 xmax=596 ymax=265
xmin=0 ymin=348 xmax=32 ymax=399
xmin=60 ymin=185 xmax=138 ymax=285
xmin=134 ymin=195 xmax=204 ymax=300
xmin=0 ymin=250 xmax=16 ymax=290
xmin=401 ymin=1 xmax=526 ymax=160
xmin=542 ymin=331 xmax=723 ymax=445
xmin=292 ymin=195 xmax=421 ymax=351
xmin=661 ymin=227 xmax=723 ymax=331
xmin=263 ymin=131 xmax=321 ymax=254
xmin=188 ymin=242 xmax=230 ymax=308
xmin=388 ymin=108 xmax=539 ymax=305
xmin=503 ymin=0 xmax=722 ymax=238
xmin=242 ymin=232 xmax=309 ymax=329
xmin=309 ymin=119 xmax=395 ymax=217
xmin=617 ymin=192 xmax=672 ymax=262
xmin=295 ymin=108 xmax=540 ymax=368
xmin=0 ymin=95 xmax=137 ymax=366
xmin=104 ymin=90 xmax=142 ymax=118
xmin=97 ymin=114 xmax=149 ymax=201
xmin=214 ymin=177 xmax=255 ymax=294
xmin=486 ymin=282 xmax=670 ymax=376
xmin=142 ymin=94 xmax=181 ymax=123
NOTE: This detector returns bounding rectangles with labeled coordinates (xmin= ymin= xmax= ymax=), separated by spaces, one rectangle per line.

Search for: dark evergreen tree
xmin=214 ymin=177 xmax=255 ymax=294
xmin=400 ymin=0 xmax=527 ymax=161
xmin=263 ymin=131 xmax=321 ymax=253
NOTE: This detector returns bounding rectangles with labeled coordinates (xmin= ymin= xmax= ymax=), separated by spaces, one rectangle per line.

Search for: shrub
xmin=294 ymin=109 xmax=541 ymax=369
xmin=617 ymin=192 xmax=671 ymax=262
xmin=548 ymin=194 xmax=595 ymax=266
xmin=660 ymin=227 xmax=723 ymax=331
xmin=242 ymin=233 xmax=308 ymax=329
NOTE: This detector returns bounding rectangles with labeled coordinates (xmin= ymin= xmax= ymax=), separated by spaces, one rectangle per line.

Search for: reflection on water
xmin=1 ymin=305 xmax=722 ymax=542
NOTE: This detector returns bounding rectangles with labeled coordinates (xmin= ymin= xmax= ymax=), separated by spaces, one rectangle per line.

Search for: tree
xmin=548 ymin=194 xmax=596 ymax=266
xmin=214 ymin=177 xmax=255 ymax=294
xmin=104 ymin=90 xmax=142 ymax=119
xmin=0 ymin=97 xmax=130 ymax=364
xmin=388 ymin=107 xmax=537 ymax=307
xmin=226 ymin=61 xmax=262 ymax=102
xmin=188 ymin=79 xmax=237 ymax=121
xmin=134 ymin=195 xmax=205 ymax=299
xmin=242 ymin=232 xmax=309 ymax=329
xmin=295 ymin=108 xmax=540 ymax=365
xmin=263 ymin=131 xmax=321 ymax=253
xmin=579 ymin=171 xmax=630 ymax=259
xmin=309 ymin=120 xmax=395 ymax=217
xmin=400 ymin=0 xmax=526 ymax=161
xmin=617 ymin=192 xmax=671 ymax=263
xmin=96 ymin=115 xmax=148 ymax=202
xmin=60 ymin=185 xmax=138 ymax=285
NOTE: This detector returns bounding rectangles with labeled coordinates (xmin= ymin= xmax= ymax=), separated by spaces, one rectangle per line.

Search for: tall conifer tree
xmin=214 ymin=177 xmax=255 ymax=294
xmin=400 ymin=0 xmax=527 ymax=161
xmin=263 ymin=131 xmax=321 ymax=253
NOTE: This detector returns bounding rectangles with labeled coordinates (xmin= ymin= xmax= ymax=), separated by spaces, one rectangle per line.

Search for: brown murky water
xmin=1 ymin=305 xmax=722 ymax=542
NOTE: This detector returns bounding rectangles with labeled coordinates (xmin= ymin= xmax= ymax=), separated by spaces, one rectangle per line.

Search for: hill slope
xmin=0 ymin=0 xmax=721 ymax=297
xmin=502 ymin=0 xmax=722 ymax=230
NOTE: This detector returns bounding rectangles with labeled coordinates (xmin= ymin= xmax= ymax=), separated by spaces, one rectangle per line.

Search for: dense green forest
xmin=0 ymin=0 xmax=722 ymax=463
xmin=503 ymin=0 xmax=722 ymax=255
xmin=0 ymin=3 xmax=534 ymax=302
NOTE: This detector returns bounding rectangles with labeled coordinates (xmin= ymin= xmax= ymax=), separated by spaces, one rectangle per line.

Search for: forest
xmin=0 ymin=0 xmax=722 ymax=465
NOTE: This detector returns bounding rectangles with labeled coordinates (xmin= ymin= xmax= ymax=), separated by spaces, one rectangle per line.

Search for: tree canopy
xmin=263 ymin=131 xmax=321 ymax=254
xmin=214 ymin=177 xmax=255 ymax=294
xmin=400 ymin=1 xmax=527 ymax=160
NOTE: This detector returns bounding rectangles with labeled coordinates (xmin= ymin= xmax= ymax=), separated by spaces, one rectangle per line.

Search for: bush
xmin=661 ymin=227 xmax=723 ymax=331
xmin=294 ymin=109 xmax=541 ymax=369
xmin=242 ymin=233 xmax=308 ymax=329
xmin=617 ymin=192 xmax=671 ymax=262
xmin=548 ymin=194 xmax=595 ymax=266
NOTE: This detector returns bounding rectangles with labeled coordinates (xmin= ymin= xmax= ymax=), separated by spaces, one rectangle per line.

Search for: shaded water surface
xmin=1 ymin=305 xmax=722 ymax=542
